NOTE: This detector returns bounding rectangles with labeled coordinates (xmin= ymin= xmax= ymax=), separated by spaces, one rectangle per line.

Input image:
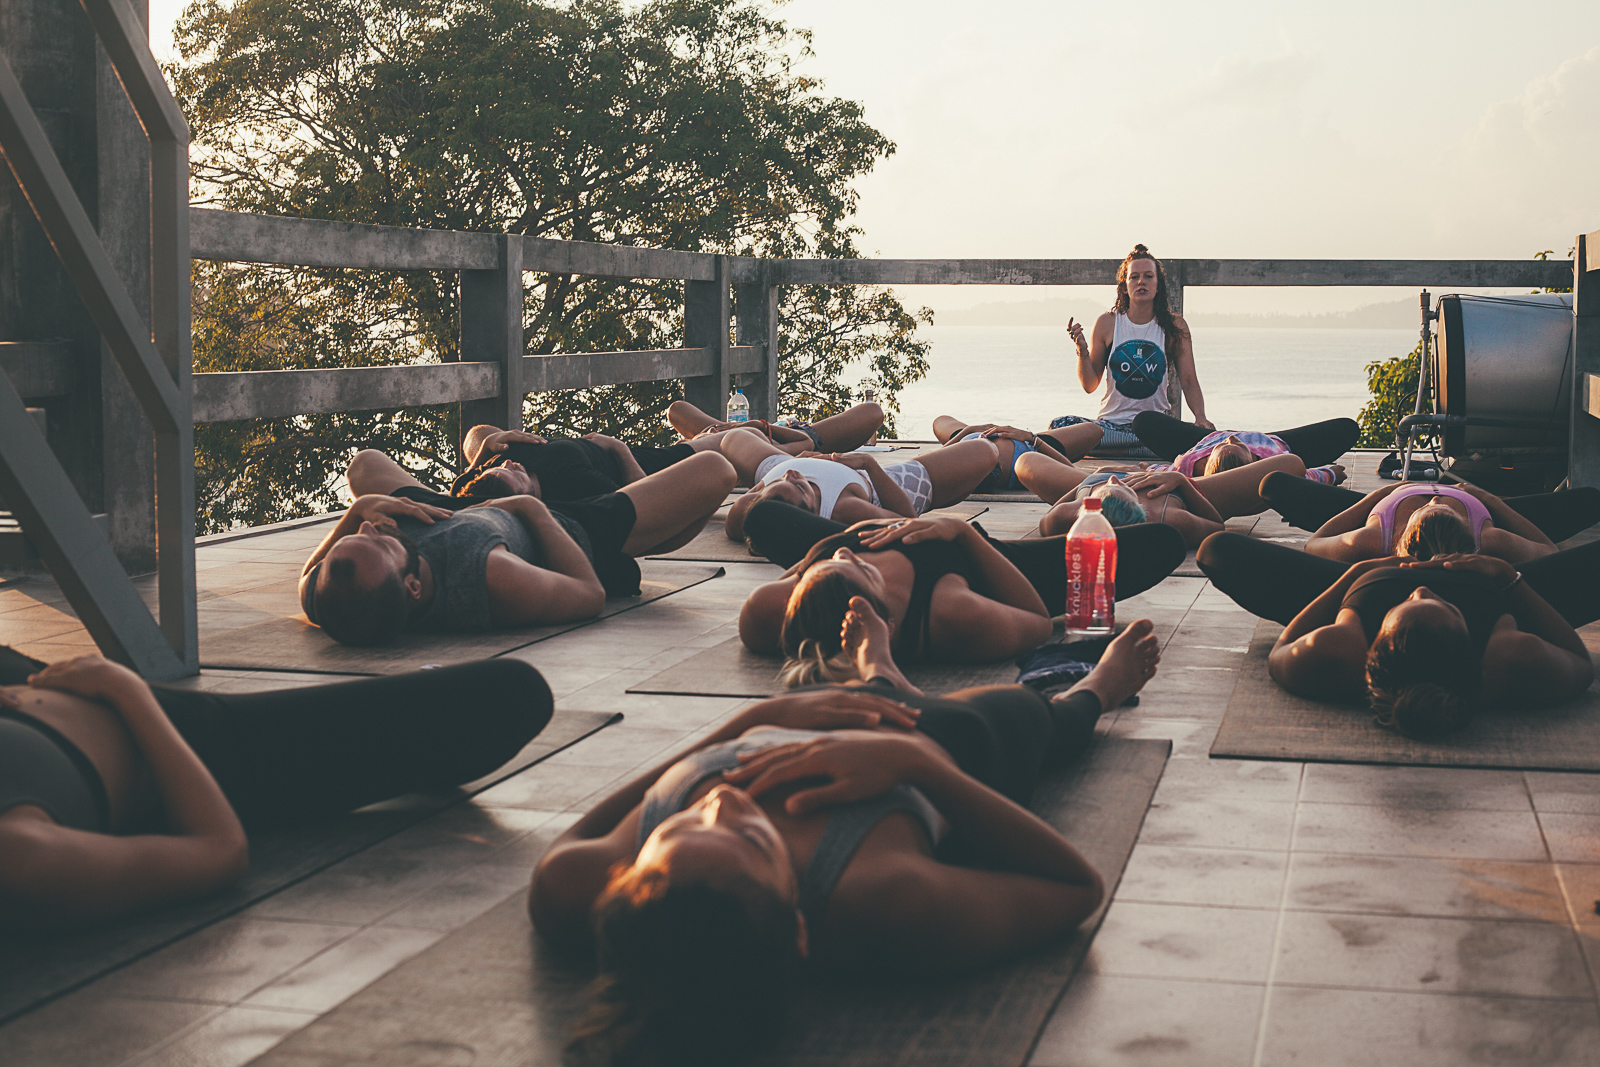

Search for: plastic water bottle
xmin=727 ymin=387 xmax=749 ymax=423
xmin=1064 ymin=497 xmax=1117 ymax=636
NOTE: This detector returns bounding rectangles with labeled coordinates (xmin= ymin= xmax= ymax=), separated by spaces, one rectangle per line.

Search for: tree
xmin=1355 ymin=343 xmax=1421 ymax=448
xmin=172 ymin=0 xmax=930 ymax=530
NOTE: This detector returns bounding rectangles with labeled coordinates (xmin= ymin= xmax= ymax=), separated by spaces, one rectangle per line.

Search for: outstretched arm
xmin=1305 ymin=482 xmax=1405 ymax=561
xmin=0 ymin=659 xmax=248 ymax=928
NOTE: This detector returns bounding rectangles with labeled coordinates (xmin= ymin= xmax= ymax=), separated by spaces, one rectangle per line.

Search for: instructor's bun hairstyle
xmin=1113 ymin=244 xmax=1184 ymax=346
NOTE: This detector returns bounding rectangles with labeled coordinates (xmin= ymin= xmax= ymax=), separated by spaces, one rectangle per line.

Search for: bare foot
xmin=1054 ymin=618 xmax=1159 ymax=712
xmin=841 ymin=596 xmax=922 ymax=695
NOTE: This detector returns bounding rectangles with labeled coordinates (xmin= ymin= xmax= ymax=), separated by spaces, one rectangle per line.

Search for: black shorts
xmin=629 ymin=442 xmax=696 ymax=476
xmin=549 ymin=492 xmax=641 ymax=598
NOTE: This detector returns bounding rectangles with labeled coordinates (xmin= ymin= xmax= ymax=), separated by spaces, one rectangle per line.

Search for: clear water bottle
xmin=1064 ymin=496 xmax=1117 ymax=636
xmin=727 ymin=387 xmax=749 ymax=423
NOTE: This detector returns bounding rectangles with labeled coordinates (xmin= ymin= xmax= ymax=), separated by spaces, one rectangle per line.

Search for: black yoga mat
xmin=244 ymin=737 xmax=1171 ymax=1067
xmin=1211 ymin=618 xmax=1600 ymax=771
xmin=627 ymin=635 xmax=1024 ymax=698
xmin=648 ymin=504 xmax=990 ymax=565
xmin=0 ymin=708 xmax=621 ymax=1026
xmin=200 ymin=562 xmax=724 ymax=675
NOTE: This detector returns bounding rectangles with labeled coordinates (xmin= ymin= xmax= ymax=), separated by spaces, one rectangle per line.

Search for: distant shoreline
xmin=933 ymin=298 xmax=1422 ymax=330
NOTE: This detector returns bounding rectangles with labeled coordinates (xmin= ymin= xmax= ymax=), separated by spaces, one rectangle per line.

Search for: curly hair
xmin=1396 ymin=509 xmax=1476 ymax=560
xmin=1112 ymin=244 xmax=1185 ymax=349
xmin=572 ymin=864 xmax=802 ymax=1067
xmin=1366 ymin=616 xmax=1479 ymax=738
xmin=778 ymin=570 xmax=893 ymax=688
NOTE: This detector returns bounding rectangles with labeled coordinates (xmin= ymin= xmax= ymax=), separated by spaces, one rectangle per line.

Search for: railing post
xmin=457 ymin=234 xmax=524 ymax=443
xmin=1164 ymin=261 xmax=1185 ymax=419
xmin=1568 ymin=231 xmax=1600 ymax=490
xmin=736 ymin=263 xmax=780 ymax=423
xmin=683 ymin=254 xmax=729 ymax=419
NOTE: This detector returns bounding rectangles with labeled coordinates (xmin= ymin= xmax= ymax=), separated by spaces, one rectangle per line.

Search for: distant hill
xmin=934 ymin=298 xmax=1418 ymax=330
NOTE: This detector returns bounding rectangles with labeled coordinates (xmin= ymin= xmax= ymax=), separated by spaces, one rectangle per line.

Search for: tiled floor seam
xmin=1247 ymin=758 xmax=1307 ymax=1067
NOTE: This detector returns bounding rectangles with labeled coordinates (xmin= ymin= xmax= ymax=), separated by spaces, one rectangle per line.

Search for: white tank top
xmin=1097 ymin=312 xmax=1172 ymax=423
xmin=755 ymin=456 xmax=872 ymax=519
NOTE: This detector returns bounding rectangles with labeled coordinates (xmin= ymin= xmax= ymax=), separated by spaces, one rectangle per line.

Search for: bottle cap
xmin=1083 ymin=497 xmax=1102 ymax=511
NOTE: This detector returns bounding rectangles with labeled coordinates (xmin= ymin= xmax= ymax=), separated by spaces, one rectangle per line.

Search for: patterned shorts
xmin=1048 ymin=416 xmax=1142 ymax=450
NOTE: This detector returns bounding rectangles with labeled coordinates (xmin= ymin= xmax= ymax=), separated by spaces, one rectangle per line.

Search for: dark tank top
xmin=1341 ymin=569 xmax=1511 ymax=653
xmin=800 ymin=532 xmax=980 ymax=659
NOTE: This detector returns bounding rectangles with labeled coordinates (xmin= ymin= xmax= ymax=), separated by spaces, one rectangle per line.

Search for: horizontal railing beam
xmin=522 ymin=346 xmax=760 ymax=393
xmin=767 ymin=258 xmax=1572 ymax=289
xmin=0 ymin=341 xmax=75 ymax=397
xmin=191 ymin=209 xmax=501 ymax=270
xmin=193 ymin=363 xmax=501 ymax=423
xmin=521 ymin=236 xmax=758 ymax=283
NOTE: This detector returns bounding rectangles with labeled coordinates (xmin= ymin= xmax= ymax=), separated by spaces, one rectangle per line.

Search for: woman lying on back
xmin=0 ymin=649 xmax=547 ymax=933
xmin=530 ymin=610 xmax=1161 ymax=1065
xmin=718 ymin=430 xmax=998 ymax=541
xmin=1302 ymin=481 xmax=1561 ymax=565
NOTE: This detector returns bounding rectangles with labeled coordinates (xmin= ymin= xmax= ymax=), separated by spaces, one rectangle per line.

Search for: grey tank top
xmin=397 ymin=507 xmax=593 ymax=632
xmin=637 ymin=728 xmax=943 ymax=934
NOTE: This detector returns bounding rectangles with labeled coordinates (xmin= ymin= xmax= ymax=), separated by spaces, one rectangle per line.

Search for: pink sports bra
xmin=1371 ymin=484 xmax=1492 ymax=552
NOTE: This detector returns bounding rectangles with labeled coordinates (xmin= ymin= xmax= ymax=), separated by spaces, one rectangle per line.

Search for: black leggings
xmin=742 ymin=500 xmax=1188 ymax=609
xmin=151 ymin=661 xmax=551 ymax=832
xmin=1196 ymin=531 xmax=1600 ymax=628
xmin=1259 ymin=473 xmax=1600 ymax=540
xmin=840 ymin=680 xmax=1099 ymax=807
xmin=1132 ymin=412 xmax=1360 ymax=468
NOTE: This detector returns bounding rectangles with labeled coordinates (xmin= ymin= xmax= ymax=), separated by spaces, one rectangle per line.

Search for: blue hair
xmin=1097 ymin=494 xmax=1148 ymax=528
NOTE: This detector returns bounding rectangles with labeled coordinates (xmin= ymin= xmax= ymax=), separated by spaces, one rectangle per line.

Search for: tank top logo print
xmin=1108 ymin=339 xmax=1165 ymax=400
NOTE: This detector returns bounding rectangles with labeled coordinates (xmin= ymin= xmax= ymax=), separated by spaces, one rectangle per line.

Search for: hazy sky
xmin=146 ymin=0 xmax=1600 ymax=315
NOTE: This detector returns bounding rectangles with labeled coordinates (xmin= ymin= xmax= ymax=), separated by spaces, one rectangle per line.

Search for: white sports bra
xmin=754 ymin=456 xmax=873 ymax=519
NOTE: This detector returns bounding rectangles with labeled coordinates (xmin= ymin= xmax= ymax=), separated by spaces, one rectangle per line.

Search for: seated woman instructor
xmin=718 ymin=429 xmax=998 ymax=541
xmin=529 ymin=616 xmax=1161 ymax=1064
xmin=0 ymin=648 xmax=549 ymax=932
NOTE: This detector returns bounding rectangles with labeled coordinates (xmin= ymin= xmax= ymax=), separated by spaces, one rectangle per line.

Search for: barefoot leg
xmin=915 ymin=439 xmax=1000 ymax=508
xmin=1054 ymin=618 xmax=1160 ymax=711
xmin=619 ymin=452 xmax=737 ymax=554
xmin=1038 ymin=422 xmax=1104 ymax=461
xmin=1190 ymin=453 xmax=1306 ymax=518
xmin=667 ymin=399 xmax=721 ymax=439
xmin=932 ymin=415 xmax=975 ymax=445
xmin=841 ymin=596 xmax=921 ymax=694
xmin=1015 ymin=450 xmax=1088 ymax=503
xmin=718 ymin=428 xmax=790 ymax=485
xmin=810 ymin=402 xmax=885 ymax=452
xmin=348 ymin=449 xmax=427 ymax=497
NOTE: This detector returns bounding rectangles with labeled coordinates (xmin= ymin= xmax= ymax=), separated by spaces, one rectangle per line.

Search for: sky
xmin=144 ymin=0 xmax=1600 ymax=316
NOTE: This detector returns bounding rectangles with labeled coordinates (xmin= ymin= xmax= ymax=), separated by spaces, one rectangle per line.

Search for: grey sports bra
xmin=0 ymin=708 xmax=111 ymax=832
xmin=637 ymin=727 xmax=943 ymax=934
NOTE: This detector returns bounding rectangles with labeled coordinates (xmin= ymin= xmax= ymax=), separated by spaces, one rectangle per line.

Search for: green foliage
xmin=1533 ymin=247 xmax=1574 ymax=294
xmin=1356 ymin=343 xmax=1421 ymax=448
xmin=171 ymin=0 xmax=929 ymax=531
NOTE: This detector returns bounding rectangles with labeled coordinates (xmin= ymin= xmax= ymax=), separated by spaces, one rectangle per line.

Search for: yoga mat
xmin=200 ymin=562 xmax=725 ymax=675
xmin=245 ymin=737 xmax=1171 ymax=1067
xmin=648 ymin=504 xmax=990 ymax=565
xmin=0 ymin=708 xmax=621 ymax=1026
xmin=1211 ymin=618 xmax=1600 ymax=771
xmin=627 ymin=635 xmax=1023 ymax=698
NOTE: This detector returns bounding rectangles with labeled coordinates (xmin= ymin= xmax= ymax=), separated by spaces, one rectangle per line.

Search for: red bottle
xmin=1064 ymin=497 xmax=1117 ymax=636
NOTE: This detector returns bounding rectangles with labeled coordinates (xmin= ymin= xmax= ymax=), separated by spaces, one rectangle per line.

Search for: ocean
xmin=886 ymin=325 xmax=1420 ymax=440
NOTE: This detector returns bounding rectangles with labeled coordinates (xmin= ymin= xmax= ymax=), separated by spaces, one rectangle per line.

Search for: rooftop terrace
xmin=2 ymin=446 xmax=1598 ymax=1067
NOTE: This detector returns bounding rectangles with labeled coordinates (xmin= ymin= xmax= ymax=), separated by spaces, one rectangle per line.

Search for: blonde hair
xmin=777 ymin=639 xmax=859 ymax=689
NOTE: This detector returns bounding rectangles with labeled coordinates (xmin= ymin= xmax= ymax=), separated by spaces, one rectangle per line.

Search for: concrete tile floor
xmin=2 ymin=462 xmax=1598 ymax=1066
